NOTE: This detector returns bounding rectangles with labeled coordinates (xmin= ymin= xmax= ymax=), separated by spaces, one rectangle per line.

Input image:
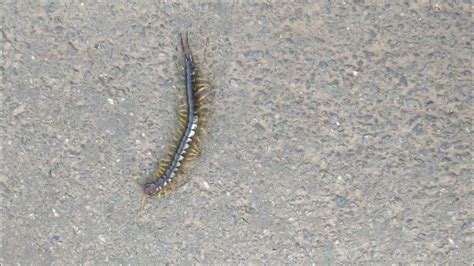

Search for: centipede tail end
xmin=180 ymin=32 xmax=192 ymax=60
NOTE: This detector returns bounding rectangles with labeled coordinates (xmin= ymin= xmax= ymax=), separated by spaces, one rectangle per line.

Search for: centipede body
xmin=144 ymin=33 xmax=210 ymax=196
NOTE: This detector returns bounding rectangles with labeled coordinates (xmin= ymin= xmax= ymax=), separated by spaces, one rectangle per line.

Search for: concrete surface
xmin=2 ymin=1 xmax=472 ymax=264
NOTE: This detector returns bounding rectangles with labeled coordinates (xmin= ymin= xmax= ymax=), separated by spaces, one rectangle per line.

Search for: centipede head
xmin=144 ymin=183 xmax=157 ymax=196
xmin=144 ymin=176 xmax=166 ymax=196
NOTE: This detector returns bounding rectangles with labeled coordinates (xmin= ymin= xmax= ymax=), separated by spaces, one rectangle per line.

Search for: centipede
xmin=144 ymin=32 xmax=211 ymax=196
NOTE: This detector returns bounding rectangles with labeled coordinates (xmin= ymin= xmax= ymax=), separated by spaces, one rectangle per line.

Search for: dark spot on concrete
xmin=335 ymin=195 xmax=353 ymax=208
xmin=244 ymin=50 xmax=264 ymax=61
xmin=400 ymin=76 xmax=408 ymax=87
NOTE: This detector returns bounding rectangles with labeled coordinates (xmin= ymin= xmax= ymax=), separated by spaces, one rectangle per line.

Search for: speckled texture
xmin=2 ymin=1 xmax=472 ymax=264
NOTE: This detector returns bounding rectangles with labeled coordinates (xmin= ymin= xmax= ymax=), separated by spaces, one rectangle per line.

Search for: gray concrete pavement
xmin=2 ymin=1 xmax=472 ymax=264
